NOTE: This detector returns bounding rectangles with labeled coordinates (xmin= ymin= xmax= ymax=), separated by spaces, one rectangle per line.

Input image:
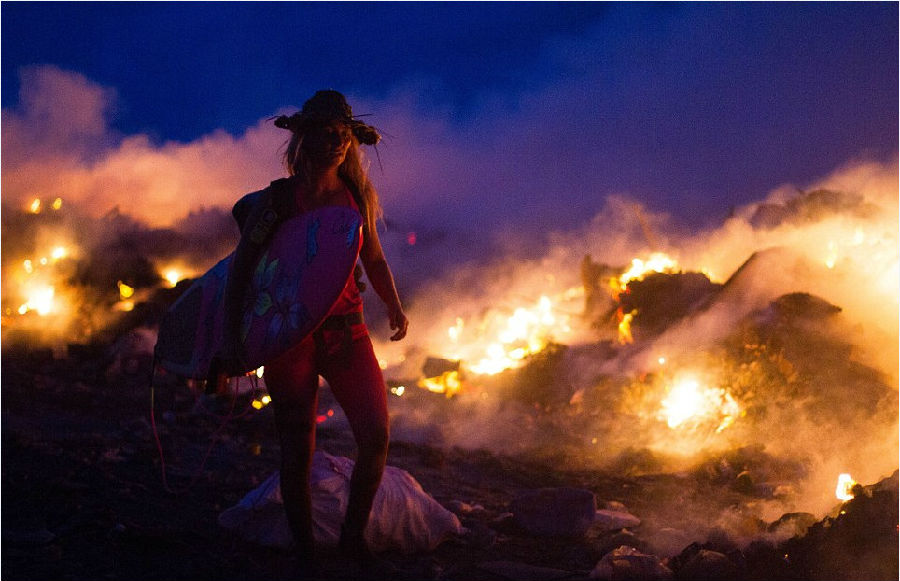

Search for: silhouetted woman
xmin=223 ymin=90 xmax=408 ymax=575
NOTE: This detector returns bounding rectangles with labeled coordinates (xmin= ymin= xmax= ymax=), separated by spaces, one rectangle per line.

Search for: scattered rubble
xmin=510 ymin=487 xmax=597 ymax=537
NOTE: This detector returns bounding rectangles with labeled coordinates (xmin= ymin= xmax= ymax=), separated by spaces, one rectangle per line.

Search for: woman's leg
xmin=263 ymin=336 xmax=320 ymax=560
xmin=321 ymin=334 xmax=390 ymax=553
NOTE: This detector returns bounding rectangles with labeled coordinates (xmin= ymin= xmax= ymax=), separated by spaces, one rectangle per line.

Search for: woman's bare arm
xmin=360 ymin=226 xmax=408 ymax=341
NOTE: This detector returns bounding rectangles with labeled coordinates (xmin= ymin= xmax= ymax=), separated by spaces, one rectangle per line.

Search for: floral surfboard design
xmin=155 ymin=206 xmax=363 ymax=379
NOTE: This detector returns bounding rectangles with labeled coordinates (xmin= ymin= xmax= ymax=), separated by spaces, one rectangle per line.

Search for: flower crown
xmin=273 ymin=90 xmax=380 ymax=146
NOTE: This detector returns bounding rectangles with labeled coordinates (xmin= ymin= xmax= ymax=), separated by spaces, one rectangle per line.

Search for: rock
xmin=595 ymin=509 xmax=641 ymax=531
xmin=447 ymin=500 xmax=473 ymax=515
xmin=603 ymin=500 xmax=629 ymax=512
xmin=590 ymin=545 xmax=674 ymax=580
xmin=510 ymin=487 xmax=597 ymax=537
xmin=673 ymin=549 xmax=739 ymax=581
xmin=767 ymin=512 xmax=817 ymax=539
xmin=594 ymin=529 xmax=648 ymax=557
xmin=447 ymin=499 xmax=485 ymax=515
xmin=644 ymin=527 xmax=693 ymax=558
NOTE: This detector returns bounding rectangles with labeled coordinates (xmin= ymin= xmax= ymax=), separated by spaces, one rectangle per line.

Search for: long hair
xmin=283 ymin=131 xmax=383 ymax=235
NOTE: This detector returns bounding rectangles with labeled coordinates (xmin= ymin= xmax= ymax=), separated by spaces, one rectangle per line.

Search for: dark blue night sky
xmin=2 ymin=2 xmax=897 ymax=232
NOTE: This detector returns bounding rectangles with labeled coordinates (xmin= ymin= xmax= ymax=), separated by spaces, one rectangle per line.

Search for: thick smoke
xmin=2 ymin=65 xmax=284 ymax=227
xmin=376 ymin=156 xmax=898 ymax=535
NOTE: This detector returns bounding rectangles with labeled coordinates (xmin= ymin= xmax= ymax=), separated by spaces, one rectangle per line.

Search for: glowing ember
xmin=835 ymin=473 xmax=857 ymax=501
xmin=163 ymin=269 xmax=183 ymax=288
xmin=618 ymin=309 xmax=636 ymax=345
xmin=418 ymin=371 xmax=461 ymax=397
xmin=390 ymin=385 xmax=406 ymax=397
xmin=315 ymin=409 xmax=335 ymax=424
xmin=659 ymin=376 xmax=740 ymax=432
xmin=117 ymin=281 xmax=135 ymax=299
xmin=28 ymin=198 xmax=42 ymax=214
xmin=50 ymin=246 xmax=68 ymax=261
xmin=251 ymin=394 xmax=273 ymax=410
xmin=51 ymin=197 xmax=63 ymax=210
xmin=250 ymin=394 xmax=272 ymax=410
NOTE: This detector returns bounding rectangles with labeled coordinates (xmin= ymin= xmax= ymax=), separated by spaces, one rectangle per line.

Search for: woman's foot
xmin=338 ymin=525 xmax=398 ymax=578
xmin=292 ymin=538 xmax=320 ymax=580
xmin=294 ymin=556 xmax=320 ymax=581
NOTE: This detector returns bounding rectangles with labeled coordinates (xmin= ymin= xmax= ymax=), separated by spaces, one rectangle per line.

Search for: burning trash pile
xmin=379 ymin=184 xmax=897 ymax=451
xmin=370 ymin=181 xmax=898 ymax=577
xmin=1 ymin=197 xmax=239 ymax=352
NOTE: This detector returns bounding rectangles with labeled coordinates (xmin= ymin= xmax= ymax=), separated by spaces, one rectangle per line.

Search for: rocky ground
xmin=2 ymin=344 xmax=897 ymax=581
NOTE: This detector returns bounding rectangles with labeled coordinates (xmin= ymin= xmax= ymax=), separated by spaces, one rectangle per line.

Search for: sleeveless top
xmin=232 ymin=180 xmax=368 ymax=342
xmin=311 ymin=189 xmax=365 ymax=321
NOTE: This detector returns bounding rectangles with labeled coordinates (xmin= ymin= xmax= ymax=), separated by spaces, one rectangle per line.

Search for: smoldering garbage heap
xmin=393 ymin=247 xmax=896 ymax=460
xmin=383 ymin=269 xmax=898 ymax=580
xmin=1 ymin=200 xmax=238 ymax=348
xmin=382 ymin=207 xmax=897 ymax=578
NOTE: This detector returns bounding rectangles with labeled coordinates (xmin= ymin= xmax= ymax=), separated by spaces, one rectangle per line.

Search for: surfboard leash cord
xmin=148 ymin=353 xmax=259 ymax=495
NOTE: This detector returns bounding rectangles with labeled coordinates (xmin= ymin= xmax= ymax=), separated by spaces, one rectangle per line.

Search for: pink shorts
xmin=263 ymin=320 xmax=388 ymax=450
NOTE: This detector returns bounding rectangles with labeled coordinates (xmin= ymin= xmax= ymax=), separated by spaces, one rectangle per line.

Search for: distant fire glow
xmin=835 ymin=473 xmax=857 ymax=501
xmin=659 ymin=376 xmax=740 ymax=433
xmin=411 ymin=288 xmax=581 ymax=395
xmin=164 ymin=269 xmax=181 ymax=287
xmin=412 ymin=253 xmax=700 ymax=394
xmin=19 ymin=285 xmax=56 ymax=316
xmin=418 ymin=371 xmax=461 ymax=397
xmin=612 ymin=252 xmax=679 ymax=294
xmin=6 ymin=241 xmax=78 ymax=324
xmin=467 ymin=294 xmax=570 ymax=376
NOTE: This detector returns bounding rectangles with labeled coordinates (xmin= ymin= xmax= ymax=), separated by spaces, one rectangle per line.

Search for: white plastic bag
xmin=218 ymin=450 xmax=463 ymax=553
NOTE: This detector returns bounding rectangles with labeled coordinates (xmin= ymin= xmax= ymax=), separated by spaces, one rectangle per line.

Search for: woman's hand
xmin=388 ymin=306 xmax=409 ymax=341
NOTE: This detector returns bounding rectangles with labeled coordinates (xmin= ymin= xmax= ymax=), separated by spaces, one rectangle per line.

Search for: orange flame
xmin=835 ymin=473 xmax=856 ymax=501
xmin=611 ymin=252 xmax=679 ymax=294
xmin=659 ymin=375 xmax=741 ymax=433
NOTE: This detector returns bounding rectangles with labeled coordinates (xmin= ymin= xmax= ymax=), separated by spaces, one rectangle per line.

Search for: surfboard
xmin=154 ymin=205 xmax=364 ymax=379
